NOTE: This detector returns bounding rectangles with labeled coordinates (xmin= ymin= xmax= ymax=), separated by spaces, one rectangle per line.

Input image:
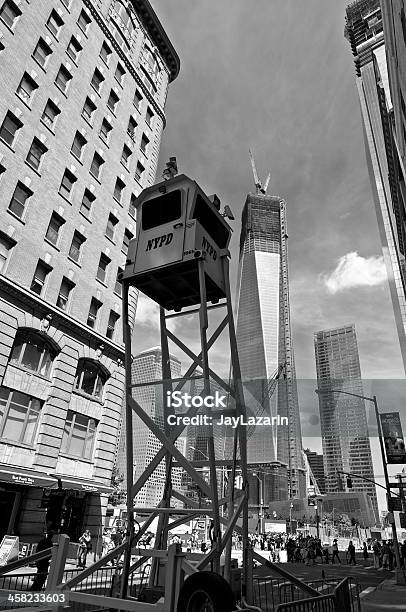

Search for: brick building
xmin=0 ymin=0 xmax=179 ymax=545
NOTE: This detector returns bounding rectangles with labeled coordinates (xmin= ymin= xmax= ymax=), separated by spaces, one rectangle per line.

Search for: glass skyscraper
xmin=314 ymin=324 xmax=378 ymax=520
xmin=345 ymin=0 xmax=406 ymax=372
xmin=236 ymin=192 xmax=305 ymax=500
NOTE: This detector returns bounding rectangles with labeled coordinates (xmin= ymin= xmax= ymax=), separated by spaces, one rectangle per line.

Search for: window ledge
xmin=98 ymin=135 xmax=110 ymax=148
xmin=90 ymin=84 xmax=102 ymax=98
xmin=79 ymin=210 xmax=92 ymax=223
xmin=58 ymin=192 xmax=73 ymax=205
xmin=72 ymin=388 xmax=104 ymax=405
xmin=15 ymin=93 xmax=33 ymax=111
xmin=0 ymin=138 xmax=16 ymax=153
xmin=105 ymin=235 xmax=116 ymax=246
xmin=24 ymin=160 xmax=42 ymax=177
xmin=89 ymin=172 xmax=101 ymax=184
xmin=0 ymin=438 xmax=35 ymax=450
xmin=120 ymin=161 xmax=130 ymax=173
xmin=81 ymin=115 xmax=94 ymax=129
xmin=7 ymin=208 xmax=26 ymax=224
xmin=134 ymin=177 xmax=143 ymax=188
xmin=8 ymin=361 xmax=51 ymax=382
xmin=40 ymin=119 xmax=56 ymax=135
xmin=113 ymin=196 xmax=123 ymax=207
xmin=58 ymin=452 xmax=93 ymax=464
xmin=45 ymin=25 xmax=60 ymax=42
xmin=54 ymin=83 xmax=68 ymax=98
xmin=106 ymin=108 xmax=117 ymax=118
xmin=44 ymin=237 xmax=60 ymax=251
xmin=113 ymin=290 xmax=122 ymax=299
xmin=31 ymin=56 xmax=48 ymax=74
xmin=77 ymin=25 xmax=89 ymax=38
xmin=95 ymin=277 xmax=108 ymax=289
xmin=70 ymin=151 xmax=84 ymax=165
xmin=67 ymin=255 xmax=81 ymax=267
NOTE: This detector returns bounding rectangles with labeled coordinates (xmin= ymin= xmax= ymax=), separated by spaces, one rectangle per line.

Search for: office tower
xmin=345 ymin=0 xmax=406 ymax=372
xmin=0 ymin=0 xmax=178 ymax=542
xmin=304 ymin=449 xmax=326 ymax=494
xmin=236 ymin=191 xmax=305 ymax=501
xmin=314 ymin=325 xmax=378 ymax=519
xmin=117 ymin=347 xmax=182 ymax=507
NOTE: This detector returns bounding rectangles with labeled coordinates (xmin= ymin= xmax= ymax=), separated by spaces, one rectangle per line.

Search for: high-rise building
xmin=236 ymin=191 xmax=305 ymax=501
xmin=116 ymin=347 xmax=182 ymax=507
xmin=345 ymin=0 xmax=406 ymax=372
xmin=314 ymin=325 xmax=378 ymax=519
xmin=0 ymin=0 xmax=178 ymax=543
xmin=304 ymin=449 xmax=326 ymax=495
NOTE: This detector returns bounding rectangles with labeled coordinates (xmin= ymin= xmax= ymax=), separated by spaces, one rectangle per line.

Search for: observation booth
xmin=122 ymin=174 xmax=232 ymax=310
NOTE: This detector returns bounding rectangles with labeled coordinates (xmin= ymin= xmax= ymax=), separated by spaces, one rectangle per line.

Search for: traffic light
xmin=346 ymin=477 xmax=353 ymax=489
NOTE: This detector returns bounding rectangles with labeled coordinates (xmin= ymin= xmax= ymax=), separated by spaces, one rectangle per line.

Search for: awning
xmin=0 ymin=466 xmax=112 ymax=494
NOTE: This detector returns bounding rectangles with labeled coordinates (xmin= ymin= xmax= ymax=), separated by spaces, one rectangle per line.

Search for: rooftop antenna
xmin=249 ymin=149 xmax=270 ymax=195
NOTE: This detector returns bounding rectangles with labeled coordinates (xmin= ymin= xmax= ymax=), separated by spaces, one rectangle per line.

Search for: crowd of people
xmin=372 ymin=539 xmax=406 ymax=570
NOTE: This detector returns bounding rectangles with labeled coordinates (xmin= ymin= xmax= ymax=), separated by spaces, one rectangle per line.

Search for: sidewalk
xmin=361 ymin=577 xmax=406 ymax=611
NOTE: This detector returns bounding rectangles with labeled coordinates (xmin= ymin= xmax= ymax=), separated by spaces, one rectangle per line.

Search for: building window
xmin=8 ymin=182 xmax=32 ymax=218
xmin=45 ymin=212 xmax=65 ymax=245
xmin=129 ymin=193 xmax=136 ymax=218
xmin=10 ymin=329 xmax=57 ymax=377
xmin=143 ymin=46 xmax=159 ymax=79
xmin=60 ymin=0 xmax=71 ymax=8
xmin=121 ymin=144 xmax=132 ymax=167
xmin=55 ymin=65 xmax=72 ymax=94
xmin=0 ymin=231 xmax=15 ymax=272
xmin=59 ymin=168 xmax=77 ymax=200
xmin=99 ymin=118 xmax=112 ymax=143
xmin=82 ymin=97 xmax=96 ymax=123
xmin=114 ymin=62 xmax=125 ymax=86
xmin=86 ymin=297 xmax=102 ymax=328
xmin=135 ymin=161 xmax=144 ymax=182
xmin=134 ymin=89 xmax=142 ymax=111
xmin=30 ymin=260 xmax=51 ymax=295
xmin=16 ymin=73 xmax=38 ymax=105
xmin=0 ymin=387 xmax=41 ymax=446
xmin=113 ymin=177 xmax=125 ymax=203
xmin=145 ymin=107 xmax=154 ymax=127
xmin=127 ymin=118 xmax=137 ymax=143
xmin=90 ymin=152 xmax=104 ymax=180
xmin=99 ymin=41 xmax=111 ymax=65
xmin=80 ymin=188 xmax=95 ymax=217
xmin=106 ymin=310 xmax=120 ymax=340
xmin=66 ymin=36 xmax=82 ymax=63
xmin=71 ymin=131 xmax=87 ymax=160
xmin=0 ymin=111 xmax=22 ymax=147
xmin=56 ymin=277 xmax=74 ymax=310
xmin=26 ymin=138 xmax=47 ymax=171
xmin=68 ymin=230 xmax=86 ymax=262
xmin=122 ymin=229 xmax=133 ymax=255
xmin=140 ymin=133 xmax=149 ymax=155
xmin=61 ymin=410 xmax=97 ymax=459
xmin=41 ymin=99 xmax=60 ymax=129
xmin=0 ymin=0 xmax=21 ymax=29
xmin=114 ymin=267 xmax=122 ymax=296
xmin=46 ymin=10 xmax=63 ymax=38
xmin=74 ymin=359 xmax=107 ymax=400
xmin=107 ymin=90 xmax=119 ymax=114
xmin=105 ymin=213 xmax=118 ymax=241
xmin=77 ymin=9 xmax=91 ymax=34
xmin=96 ymin=253 xmax=110 ymax=283
xmin=33 ymin=38 xmax=52 ymax=68
xmin=91 ymin=68 xmax=104 ymax=94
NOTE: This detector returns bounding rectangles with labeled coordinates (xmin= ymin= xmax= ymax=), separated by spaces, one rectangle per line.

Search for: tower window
xmin=91 ymin=68 xmax=104 ymax=94
xmin=61 ymin=410 xmax=97 ymax=459
xmin=114 ymin=62 xmax=125 ymax=86
xmin=135 ymin=161 xmax=144 ymax=182
xmin=90 ymin=152 xmax=104 ymax=180
xmin=82 ymin=97 xmax=96 ymax=123
xmin=140 ymin=133 xmax=149 ymax=155
xmin=55 ymin=65 xmax=72 ymax=94
xmin=66 ymin=36 xmax=82 ymax=63
xmin=121 ymin=144 xmax=132 ymax=167
xmin=0 ymin=111 xmax=22 ymax=147
xmin=74 ymin=358 xmax=108 ymax=398
xmin=0 ymin=0 xmax=21 ymax=29
xmin=71 ymin=131 xmax=87 ymax=160
xmin=145 ymin=107 xmax=154 ymax=127
xmin=26 ymin=138 xmax=47 ymax=171
xmin=59 ymin=169 xmax=77 ymax=200
xmin=127 ymin=116 xmax=137 ymax=141
xmin=0 ymin=388 xmax=41 ymax=446
xmin=56 ymin=277 xmax=75 ymax=311
xmin=105 ymin=213 xmax=118 ymax=241
xmin=114 ymin=267 xmax=123 ymax=296
xmin=77 ymin=9 xmax=91 ymax=34
xmin=107 ymin=90 xmax=119 ymax=114
xmin=0 ymin=231 xmax=16 ymax=272
xmin=106 ymin=311 xmax=120 ymax=340
xmin=99 ymin=41 xmax=112 ymax=65
xmin=134 ymin=89 xmax=143 ymax=111
xmin=41 ymin=99 xmax=61 ymax=129
xmin=122 ymin=229 xmax=133 ymax=255
xmin=129 ymin=194 xmax=136 ymax=218
xmin=46 ymin=10 xmax=64 ymax=38
xmin=30 ymin=260 xmax=51 ymax=296
xmin=80 ymin=189 xmax=95 ymax=217
xmin=33 ymin=38 xmax=52 ymax=68
xmin=96 ymin=253 xmax=110 ymax=283
xmin=113 ymin=177 xmax=125 ymax=203
xmin=68 ymin=230 xmax=86 ymax=262
xmin=45 ymin=212 xmax=65 ymax=246
xmin=99 ymin=118 xmax=112 ymax=143
xmin=8 ymin=182 xmax=32 ymax=218
xmin=10 ymin=329 xmax=57 ymax=378
xmin=16 ymin=73 xmax=38 ymax=105
xmin=87 ymin=297 xmax=102 ymax=329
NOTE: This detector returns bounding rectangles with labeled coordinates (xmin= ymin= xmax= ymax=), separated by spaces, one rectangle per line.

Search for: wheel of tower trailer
xmin=177 ymin=571 xmax=236 ymax=612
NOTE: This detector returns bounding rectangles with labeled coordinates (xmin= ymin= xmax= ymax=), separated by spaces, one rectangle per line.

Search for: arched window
xmin=74 ymin=358 xmax=108 ymax=399
xmin=9 ymin=329 xmax=58 ymax=378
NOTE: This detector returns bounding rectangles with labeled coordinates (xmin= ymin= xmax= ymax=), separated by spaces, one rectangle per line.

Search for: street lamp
xmin=315 ymin=387 xmax=404 ymax=583
xmin=252 ymin=472 xmax=263 ymax=534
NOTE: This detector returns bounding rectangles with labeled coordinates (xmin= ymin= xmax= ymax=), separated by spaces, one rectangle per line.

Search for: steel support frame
xmin=121 ymin=253 xmax=252 ymax=602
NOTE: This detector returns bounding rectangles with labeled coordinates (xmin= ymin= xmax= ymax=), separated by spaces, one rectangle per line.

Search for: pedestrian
xmin=372 ymin=540 xmax=381 ymax=569
xmin=362 ymin=542 xmax=368 ymax=560
xmin=401 ymin=540 xmax=406 ymax=569
xmin=331 ymin=539 xmax=341 ymax=564
xmin=77 ymin=529 xmax=92 ymax=568
xmin=381 ymin=541 xmax=390 ymax=570
xmin=29 ymin=531 xmax=55 ymax=591
xmin=347 ymin=541 xmax=356 ymax=566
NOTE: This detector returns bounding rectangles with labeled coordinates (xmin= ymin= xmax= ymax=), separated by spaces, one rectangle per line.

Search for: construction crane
xmin=249 ymin=149 xmax=271 ymax=195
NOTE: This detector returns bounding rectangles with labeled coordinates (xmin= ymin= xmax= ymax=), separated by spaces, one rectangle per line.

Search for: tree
xmin=108 ymin=467 xmax=126 ymax=506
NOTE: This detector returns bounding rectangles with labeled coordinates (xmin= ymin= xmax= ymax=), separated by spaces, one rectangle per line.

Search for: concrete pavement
xmin=360 ymin=577 xmax=406 ymax=611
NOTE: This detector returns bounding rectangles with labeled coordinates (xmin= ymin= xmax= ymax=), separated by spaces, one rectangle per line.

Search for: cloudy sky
xmin=132 ymin=1 xmax=406 ymax=501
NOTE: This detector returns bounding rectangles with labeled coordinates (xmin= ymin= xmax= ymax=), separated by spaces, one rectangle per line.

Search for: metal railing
xmin=275 ymin=577 xmax=361 ymax=612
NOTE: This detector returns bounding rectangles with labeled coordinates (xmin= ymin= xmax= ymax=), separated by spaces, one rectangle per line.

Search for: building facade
xmin=0 ymin=0 xmax=178 ymax=544
xmin=116 ymin=347 xmax=182 ymax=508
xmin=235 ymin=192 xmax=305 ymax=502
xmin=345 ymin=0 xmax=406 ymax=372
xmin=304 ymin=449 xmax=326 ymax=495
xmin=314 ymin=325 xmax=378 ymax=521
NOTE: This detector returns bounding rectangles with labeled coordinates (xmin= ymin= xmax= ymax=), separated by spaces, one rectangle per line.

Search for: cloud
xmin=134 ymin=293 xmax=160 ymax=329
xmin=322 ymin=251 xmax=387 ymax=294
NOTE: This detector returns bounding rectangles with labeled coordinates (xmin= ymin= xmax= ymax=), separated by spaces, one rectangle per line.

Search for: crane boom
xmin=249 ymin=149 xmax=261 ymax=193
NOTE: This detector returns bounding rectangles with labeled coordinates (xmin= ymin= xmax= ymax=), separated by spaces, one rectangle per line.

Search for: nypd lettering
xmin=202 ymin=236 xmax=217 ymax=260
xmin=146 ymin=233 xmax=173 ymax=251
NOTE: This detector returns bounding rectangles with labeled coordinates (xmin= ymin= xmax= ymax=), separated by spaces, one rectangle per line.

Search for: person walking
xmin=347 ymin=541 xmax=356 ymax=565
xmin=331 ymin=539 xmax=341 ymax=564
xmin=29 ymin=531 xmax=55 ymax=591
xmin=381 ymin=541 xmax=390 ymax=570
xmin=372 ymin=540 xmax=381 ymax=569
xmin=77 ymin=530 xmax=92 ymax=568
xmin=363 ymin=542 xmax=368 ymax=561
